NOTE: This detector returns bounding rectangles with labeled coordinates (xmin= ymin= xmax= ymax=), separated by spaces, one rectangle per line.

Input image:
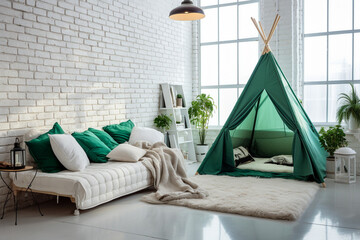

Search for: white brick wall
xmin=0 ymin=0 xmax=193 ymax=211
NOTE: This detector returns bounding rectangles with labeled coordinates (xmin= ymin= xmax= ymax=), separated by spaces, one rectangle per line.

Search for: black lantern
xmin=10 ymin=138 xmax=26 ymax=169
xmin=169 ymin=0 xmax=205 ymax=21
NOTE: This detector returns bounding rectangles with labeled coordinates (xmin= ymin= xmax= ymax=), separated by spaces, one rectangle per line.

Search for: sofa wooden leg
xmin=321 ymin=182 xmax=326 ymax=188
xmin=74 ymin=209 xmax=80 ymax=216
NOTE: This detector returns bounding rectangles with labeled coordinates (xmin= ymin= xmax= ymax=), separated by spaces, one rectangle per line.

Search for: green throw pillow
xmin=26 ymin=122 xmax=65 ymax=173
xmin=72 ymin=131 xmax=111 ymax=163
xmin=103 ymin=120 xmax=135 ymax=144
xmin=88 ymin=128 xmax=119 ymax=150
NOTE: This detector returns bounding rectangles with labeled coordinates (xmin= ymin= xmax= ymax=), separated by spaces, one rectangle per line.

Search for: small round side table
xmin=0 ymin=166 xmax=43 ymax=225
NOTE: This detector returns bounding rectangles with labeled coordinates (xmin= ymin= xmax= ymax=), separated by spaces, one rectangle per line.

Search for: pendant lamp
xmin=169 ymin=0 xmax=205 ymax=21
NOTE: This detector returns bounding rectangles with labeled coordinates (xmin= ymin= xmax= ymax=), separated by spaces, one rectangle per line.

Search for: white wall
xmin=0 ymin=0 xmax=193 ymax=211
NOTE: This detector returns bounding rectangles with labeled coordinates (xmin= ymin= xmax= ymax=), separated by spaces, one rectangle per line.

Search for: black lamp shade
xmin=169 ymin=0 xmax=205 ymax=21
xmin=10 ymin=138 xmax=26 ymax=169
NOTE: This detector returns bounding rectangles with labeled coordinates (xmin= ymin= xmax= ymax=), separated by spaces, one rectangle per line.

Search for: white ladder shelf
xmin=160 ymin=83 xmax=196 ymax=162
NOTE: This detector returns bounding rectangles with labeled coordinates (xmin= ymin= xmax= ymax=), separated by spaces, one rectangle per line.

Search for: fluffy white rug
xmin=147 ymin=175 xmax=319 ymax=221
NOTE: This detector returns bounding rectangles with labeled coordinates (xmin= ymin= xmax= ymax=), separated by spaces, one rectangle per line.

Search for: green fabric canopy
xmin=197 ymin=52 xmax=327 ymax=183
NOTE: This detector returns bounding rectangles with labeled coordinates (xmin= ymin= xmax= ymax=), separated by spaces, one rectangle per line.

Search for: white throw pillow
xmin=49 ymin=134 xmax=90 ymax=171
xmin=233 ymin=146 xmax=254 ymax=167
xmin=107 ymin=143 xmax=146 ymax=162
xmin=128 ymin=127 xmax=164 ymax=145
xmin=268 ymin=155 xmax=293 ymax=166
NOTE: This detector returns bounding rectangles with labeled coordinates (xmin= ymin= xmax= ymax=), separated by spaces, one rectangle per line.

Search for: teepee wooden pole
xmin=251 ymin=14 xmax=280 ymax=54
xmin=251 ymin=17 xmax=266 ymax=42
xmin=251 ymin=17 xmax=272 ymax=53
xmin=258 ymin=21 xmax=271 ymax=53
xmin=268 ymin=14 xmax=280 ymax=40
xmin=267 ymin=15 xmax=280 ymax=43
xmin=261 ymin=14 xmax=280 ymax=54
xmin=258 ymin=21 xmax=266 ymax=39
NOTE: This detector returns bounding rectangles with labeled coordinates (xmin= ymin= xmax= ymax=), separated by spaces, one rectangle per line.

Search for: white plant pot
xmin=347 ymin=115 xmax=359 ymax=132
xmin=195 ymin=144 xmax=209 ymax=162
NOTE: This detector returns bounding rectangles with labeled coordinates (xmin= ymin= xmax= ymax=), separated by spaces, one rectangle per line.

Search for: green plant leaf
xmin=154 ymin=114 xmax=172 ymax=132
xmin=337 ymin=83 xmax=360 ymax=124
xmin=318 ymin=125 xmax=348 ymax=157
xmin=188 ymin=94 xmax=216 ymax=145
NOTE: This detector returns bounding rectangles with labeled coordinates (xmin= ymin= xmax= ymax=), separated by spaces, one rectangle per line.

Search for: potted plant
xmin=188 ymin=93 xmax=216 ymax=162
xmin=176 ymin=94 xmax=183 ymax=107
xmin=319 ymin=125 xmax=348 ymax=178
xmin=154 ymin=114 xmax=172 ymax=145
xmin=337 ymin=83 xmax=360 ymax=132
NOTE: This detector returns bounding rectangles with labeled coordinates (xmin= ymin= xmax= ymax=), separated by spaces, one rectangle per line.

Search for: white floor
xmin=0 ymin=163 xmax=360 ymax=240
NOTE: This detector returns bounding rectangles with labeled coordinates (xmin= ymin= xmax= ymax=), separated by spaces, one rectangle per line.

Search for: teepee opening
xmin=230 ymin=90 xmax=294 ymax=157
xmin=230 ymin=90 xmax=295 ymax=174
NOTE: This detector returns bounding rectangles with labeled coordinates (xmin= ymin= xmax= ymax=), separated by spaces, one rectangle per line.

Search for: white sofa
xmin=10 ymin=161 xmax=153 ymax=215
xmin=10 ymin=127 xmax=154 ymax=215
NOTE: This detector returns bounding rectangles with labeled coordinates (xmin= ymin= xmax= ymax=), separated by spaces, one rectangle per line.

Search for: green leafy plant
xmin=337 ymin=83 xmax=360 ymax=124
xmin=188 ymin=94 xmax=216 ymax=145
xmin=177 ymin=94 xmax=182 ymax=99
xmin=319 ymin=125 xmax=348 ymax=157
xmin=154 ymin=114 xmax=172 ymax=133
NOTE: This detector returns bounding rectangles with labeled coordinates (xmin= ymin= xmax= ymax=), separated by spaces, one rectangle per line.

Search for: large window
xmin=303 ymin=0 xmax=360 ymax=124
xmin=200 ymin=0 xmax=259 ymax=126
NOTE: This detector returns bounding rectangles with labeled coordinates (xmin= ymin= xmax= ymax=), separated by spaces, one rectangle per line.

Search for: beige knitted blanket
xmin=133 ymin=141 xmax=208 ymax=203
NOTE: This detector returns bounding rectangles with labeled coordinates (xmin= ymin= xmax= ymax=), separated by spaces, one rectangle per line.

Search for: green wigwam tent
xmin=197 ymin=15 xmax=327 ymax=184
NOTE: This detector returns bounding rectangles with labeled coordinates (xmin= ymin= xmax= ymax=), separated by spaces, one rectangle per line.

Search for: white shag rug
xmin=150 ymin=175 xmax=319 ymax=221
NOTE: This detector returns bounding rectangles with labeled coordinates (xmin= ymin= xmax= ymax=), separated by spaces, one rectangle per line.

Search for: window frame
xmin=302 ymin=0 xmax=360 ymax=126
xmin=199 ymin=0 xmax=260 ymax=127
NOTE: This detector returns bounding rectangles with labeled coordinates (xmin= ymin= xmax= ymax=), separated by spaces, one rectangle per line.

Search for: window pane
xmin=201 ymin=89 xmax=219 ymax=126
xmin=219 ymin=5 xmax=237 ymax=41
xmin=329 ymin=0 xmax=352 ymax=31
xmin=239 ymin=41 xmax=258 ymax=84
xmin=355 ymin=85 xmax=360 ymax=98
xmin=219 ymin=43 xmax=237 ymax=85
xmin=304 ymin=85 xmax=327 ymax=122
xmin=328 ymin=84 xmax=351 ymax=122
xmin=238 ymin=3 xmax=258 ymax=39
xmin=201 ymin=45 xmax=218 ymax=86
xmin=219 ymin=88 xmax=237 ymax=125
xmin=201 ymin=8 xmax=218 ymax=43
xmin=355 ymin=33 xmax=360 ymax=80
xmin=219 ymin=0 xmax=235 ymax=4
xmin=304 ymin=36 xmax=327 ymax=82
xmin=238 ymin=88 xmax=244 ymax=97
xmin=329 ymin=34 xmax=352 ymax=81
xmin=304 ymin=0 xmax=327 ymax=34
xmin=356 ymin=0 xmax=360 ymax=29
xmin=201 ymin=0 xmax=218 ymax=7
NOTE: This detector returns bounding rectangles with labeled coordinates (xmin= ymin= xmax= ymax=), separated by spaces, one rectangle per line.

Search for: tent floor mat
xmin=237 ymin=157 xmax=293 ymax=173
